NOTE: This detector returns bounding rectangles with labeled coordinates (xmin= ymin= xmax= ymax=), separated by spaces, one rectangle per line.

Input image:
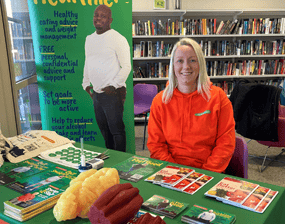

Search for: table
xmin=1 ymin=143 xmax=285 ymax=224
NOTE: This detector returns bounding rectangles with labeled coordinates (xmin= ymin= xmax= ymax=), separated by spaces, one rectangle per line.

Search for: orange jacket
xmin=147 ymin=85 xmax=236 ymax=173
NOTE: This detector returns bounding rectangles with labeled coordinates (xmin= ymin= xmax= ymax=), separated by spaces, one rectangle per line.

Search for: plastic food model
xmin=88 ymin=183 xmax=143 ymax=224
xmin=53 ymin=168 xmax=120 ymax=221
xmin=135 ymin=213 xmax=166 ymax=224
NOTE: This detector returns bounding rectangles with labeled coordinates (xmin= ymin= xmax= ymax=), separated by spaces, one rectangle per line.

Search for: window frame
xmin=0 ymin=1 xmax=37 ymax=136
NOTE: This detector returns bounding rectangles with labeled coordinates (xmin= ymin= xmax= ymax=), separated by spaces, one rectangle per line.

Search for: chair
xmin=230 ymin=80 xmax=284 ymax=173
xmin=225 ymin=136 xmax=248 ymax=179
xmin=256 ymin=105 xmax=285 ymax=172
xmin=133 ymin=84 xmax=158 ymax=150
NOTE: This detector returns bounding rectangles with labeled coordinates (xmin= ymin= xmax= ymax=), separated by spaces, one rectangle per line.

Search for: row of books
xmin=134 ymin=39 xmax=285 ymax=58
xmin=133 ymin=59 xmax=285 ymax=79
xmin=133 ymin=17 xmax=285 ymax=36
xmin=205 ymin=177 xmax=279 ymax=213
xmin=133 ymin=41 xmax=173 ymax=58
xmin=200 ymin=39 xmax=285 ymax=57
xmin=206 ymin=59 xmax=285 ymax=76
xmin=262 ymin=79 xmax=285 ymax=87
xmin=215 ymin=18 xmax=285 ymax=35
xmin=133 ymin=63 xmax=169 ymax=79
xmin=144 ymin=165 xmax=213 ymax=195
xmin=214 ymin=81 xmax=234 ymax=96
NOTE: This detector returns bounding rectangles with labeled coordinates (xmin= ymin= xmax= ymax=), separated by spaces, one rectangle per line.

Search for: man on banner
xmin=82 ymin=4 xmax=131 ymax=152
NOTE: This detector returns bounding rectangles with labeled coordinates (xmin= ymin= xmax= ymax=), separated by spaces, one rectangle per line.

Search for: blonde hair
xmin=162 ymin=38 xmax=211 ymax=104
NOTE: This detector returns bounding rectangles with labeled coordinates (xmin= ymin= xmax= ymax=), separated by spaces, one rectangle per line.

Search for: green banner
xmin=27 ymin=0 xmax=135 ymax=153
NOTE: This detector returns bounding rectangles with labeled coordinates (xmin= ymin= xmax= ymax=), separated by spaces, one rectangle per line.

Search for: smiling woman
xmin=173 ymin=45 xmax=199 ymax=94
xmin=147 ymin=38 xmax=236 ymax=174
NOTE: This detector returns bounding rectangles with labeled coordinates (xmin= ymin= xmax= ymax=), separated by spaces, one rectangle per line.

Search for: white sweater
xmin=82 ymin=29 xmax=131 ymax=93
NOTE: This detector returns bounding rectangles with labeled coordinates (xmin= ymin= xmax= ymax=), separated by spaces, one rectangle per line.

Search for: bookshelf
xmin=8 ymin=11 xmax=36 ymax=82
xmin=132 ymin=9 xmax=285 ymax=95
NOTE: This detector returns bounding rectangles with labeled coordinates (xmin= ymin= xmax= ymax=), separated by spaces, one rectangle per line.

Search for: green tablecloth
xmin=1 ymin=143 xmax=285 ymax=224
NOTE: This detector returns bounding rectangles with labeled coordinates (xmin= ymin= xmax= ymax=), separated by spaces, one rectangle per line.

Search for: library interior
xmin=0 ymin=0 xmax=285 ymax=223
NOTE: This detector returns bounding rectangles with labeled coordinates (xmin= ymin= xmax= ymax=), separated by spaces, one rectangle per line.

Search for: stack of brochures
xmin=3 ymin=186 xmax=63 ymax=222
xmin=141 ymin=195 xmax=188 ymax=219
xmin=204 ymin=177 xmax=278 ymax=213
xmin=1 ymin=159 xmax=78 ymax=221
xmin=145 ymin=165 xmax=213 ymax=195
xmin=181 ymin=204 xmax=236 ymax=224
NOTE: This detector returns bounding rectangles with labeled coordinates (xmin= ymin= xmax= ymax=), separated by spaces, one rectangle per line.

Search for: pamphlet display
xmin=145 ymin=165 xmax=213 ymax=195
xmin=112 ymin=156 xmax=167 ymax=182
xmin=205 ymin=177 xmax=279 ymax=213
xmin=2 ymin=162 xmax=78 ymax=221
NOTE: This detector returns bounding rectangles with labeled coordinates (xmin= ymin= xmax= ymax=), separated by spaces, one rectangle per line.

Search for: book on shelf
xmin=140 ymin=41 xmax=145 ymax=57
xmin=204 ymin=177 xmax=279 ymax=213
xmin=147 ymin=41 xmax=153 ymax=57
xmin=133 ymin=66 xmax=145 ymax=78
xmin=141 ymin=195 xmax=189 ymax=219
xmin=228 ymin=19 xmax=238 ymax=34
xmin=132 ymin=23 xmax=136 ymax=36
xmin=144 ymin=21 xmax=148 ymax=35
xmin=216 ymin=20 xmax=224 ymax=34
xmin=181 ymin=204 xmax=236 ymax=224
xmin=133 ymin=44 xmax=141 ymax=58
xmin=158 ymin=19 xmax=165 ymax=35
xmin=112 ymin=156 xmax=167 ymax=182
xmin=147 ymin=20 xmax=151 ymax=35
xmin=234 ymin=19 xmax=241 ymax=34
xmin=220 ymin=20 xmax=231 ymax=35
